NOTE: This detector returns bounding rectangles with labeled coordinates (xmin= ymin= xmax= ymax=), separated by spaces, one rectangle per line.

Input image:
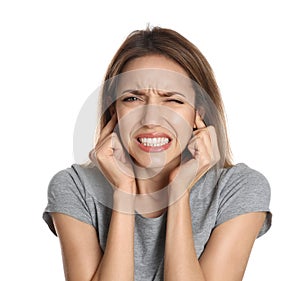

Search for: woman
xmin=43 ymin=26 xmax=272 ymax=281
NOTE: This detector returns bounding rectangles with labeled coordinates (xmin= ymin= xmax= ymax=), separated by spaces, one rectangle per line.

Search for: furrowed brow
xmin=119 ymin=89 xmax=187 ymax=98
xmin=158 ymin=91 xmax=186 ymax=98
xmin=120 ymin=89 xmax=145 ymax=96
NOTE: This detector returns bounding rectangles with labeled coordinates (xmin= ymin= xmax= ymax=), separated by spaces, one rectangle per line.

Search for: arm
xmin=52 ymin=213 xmax=102 ymax=281
xmin=165 ymin=113 xmax=267 ymax=280
xmin=164 ymin=192 xmax=205 ymax=280
xmin=52 ymin=191 xmax=135 ymax=281
xmin=164 ymin=192 xmax=266 ymax=281
xmin=199 ymin=211 xmax=266 ymax=280
xmin=97 ymin=191 xmax=135 ymax=281
xmin=51 ymin=112 xmax=136 ymax=280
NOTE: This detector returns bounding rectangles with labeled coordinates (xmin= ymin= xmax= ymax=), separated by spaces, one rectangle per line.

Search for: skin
xmin=52 ymin=54 xmax=267 ymax=281
xmin=115 ymin=58 xmax=197 ymax=196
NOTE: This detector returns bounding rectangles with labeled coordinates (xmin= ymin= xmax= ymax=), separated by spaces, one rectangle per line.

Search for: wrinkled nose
xmin=140 ymin=105 xmax=163 ymax=127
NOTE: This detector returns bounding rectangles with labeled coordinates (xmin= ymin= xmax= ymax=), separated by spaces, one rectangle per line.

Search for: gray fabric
xmin=43 ymin=163 xmax=272 ymax=281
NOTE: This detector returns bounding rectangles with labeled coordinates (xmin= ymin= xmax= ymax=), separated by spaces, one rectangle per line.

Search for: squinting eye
xmin=167 ymin=99 xmax=184 ymax=104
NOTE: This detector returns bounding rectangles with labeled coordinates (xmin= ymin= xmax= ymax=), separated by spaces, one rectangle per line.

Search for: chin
xmin=132 ymin=151 xmax=182 ymax=171
xmin=133 ymin=155 xmax=168 ymax=169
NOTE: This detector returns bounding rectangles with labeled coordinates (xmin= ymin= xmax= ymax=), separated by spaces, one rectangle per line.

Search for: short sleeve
xmin=216 ymin=164 xmax=272 ymax=238
xmin=42 ymin=168 xmax=94 ymax=236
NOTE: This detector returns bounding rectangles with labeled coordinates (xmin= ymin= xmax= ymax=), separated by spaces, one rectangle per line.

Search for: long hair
xmin=95 ymin=26 xmax=233 ymax=168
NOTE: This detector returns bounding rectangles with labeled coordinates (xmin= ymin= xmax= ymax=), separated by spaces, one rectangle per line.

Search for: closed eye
xmin=166 ymin=99 xmax=184 ymax=104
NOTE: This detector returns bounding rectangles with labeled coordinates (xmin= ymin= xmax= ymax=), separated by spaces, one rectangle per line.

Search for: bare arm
xmin=52 ymin=191 xmax=135 ymax=281
xmin=199 ymin=211 xmax=266 ymax=280
xmin=165 ymin=114 xmax=267 ymax=280
xmin=97 ymin=191 xmax=135 ymax=281
xmin=164 ymin=191 xmax=266 ymax=281
xmin=51 ymin=112 xmax=137 ymax=280
xmin=164 ymin=192 xmax=205 ymax=280
xmin=52 ymin=213 xmax=102 ymax=281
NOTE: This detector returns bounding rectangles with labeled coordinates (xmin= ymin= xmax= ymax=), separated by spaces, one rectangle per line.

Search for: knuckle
xmin=200 ymin=155 xmax=211 ymax=167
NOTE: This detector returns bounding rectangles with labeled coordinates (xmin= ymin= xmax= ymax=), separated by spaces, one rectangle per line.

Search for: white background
xmin=1 ymin=0 xmax=299 ymax=280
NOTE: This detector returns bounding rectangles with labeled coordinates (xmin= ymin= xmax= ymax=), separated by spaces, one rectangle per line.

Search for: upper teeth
xmin=139 ymin=137 xmax=170 ymax=147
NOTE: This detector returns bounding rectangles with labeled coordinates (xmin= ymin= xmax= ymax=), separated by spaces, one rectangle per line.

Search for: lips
xmin=135 ymin=133 xmax=172 ymax=152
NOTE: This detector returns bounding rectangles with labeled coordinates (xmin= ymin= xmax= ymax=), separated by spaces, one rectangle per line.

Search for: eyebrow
xmin=120 ymin=89 xmax=186 ymax=98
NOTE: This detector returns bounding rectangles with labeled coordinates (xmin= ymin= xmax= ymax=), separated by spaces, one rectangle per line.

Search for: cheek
xmin=116 ymin=108 xmax=142 ymax=150
xmin=116 ymin=104 xmax=194 ymax=152
xmin=164 ymin=109 xmax=194 ymax=150
xmin=117 ymin=116 xmax=131 ymax=151
xmin=175 ymin=119 xmax=193 ymax=150
xmin=115 ymin=104 xmax=127 ymax=147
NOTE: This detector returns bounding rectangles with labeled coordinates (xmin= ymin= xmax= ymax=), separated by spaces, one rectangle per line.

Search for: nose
xmin=140 ymin=105 xmax=163 ymax=127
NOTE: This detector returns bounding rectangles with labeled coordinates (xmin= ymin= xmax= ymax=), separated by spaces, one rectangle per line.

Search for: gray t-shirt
xmin=43 ymin=163 xmax=272 ymax=281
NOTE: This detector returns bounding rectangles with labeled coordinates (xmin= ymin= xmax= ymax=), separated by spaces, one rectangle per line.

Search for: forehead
xmin=115 ymin=69 xmax=195 ymax=104
xmin=122 ymin=55 xmax=188 ymax=76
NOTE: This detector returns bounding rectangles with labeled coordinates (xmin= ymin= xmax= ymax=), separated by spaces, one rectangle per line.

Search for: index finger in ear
xmin=195 ymin=111 xmax=206 ymax=129
xmin=99 ymin=113 xmax=118 ymax=141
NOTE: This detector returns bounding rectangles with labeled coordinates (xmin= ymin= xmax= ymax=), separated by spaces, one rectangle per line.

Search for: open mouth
xmin=138 ymin=137 xmax=170 ymax=147
xmin=135 ymin=133 xmax=172 ymax=152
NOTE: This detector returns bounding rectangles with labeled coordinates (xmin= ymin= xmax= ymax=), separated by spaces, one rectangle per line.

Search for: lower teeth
xmin=142 ymin=143 xmax=167 ymax=147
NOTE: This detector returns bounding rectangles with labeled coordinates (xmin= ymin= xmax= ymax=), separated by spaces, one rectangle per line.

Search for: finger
xmin=192 ymin=126 xmax=220 ymax=164
xmin=95 ymin=132 xmax=116 ymax=157
xmin=95 ymin=132 xmax=127 ymax=164
xmin=186 ymin=138 xmax=213 ymax=187
xmin=194 ymin=111 xmax=206 ymax=130
xmin=91 ymin=132 xmax=119 ymax=168
xmin=190 ymin=128 xmax=213 ymax=155
xmin=188 ymin=133 xmax=212 ymax=161
xmin=106 ymin=133 xmax=135 ymax=178
xmin=111 ymin=132 xmax=126 ymax=162
xmin=98 ymin=113 xmax=117 ymax=142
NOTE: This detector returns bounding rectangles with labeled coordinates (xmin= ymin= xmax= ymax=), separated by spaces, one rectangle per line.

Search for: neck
xmin=133 ymin=156 xmax=181 ymax=217
xmin=134 ymin=155 xmax=180 ymax=194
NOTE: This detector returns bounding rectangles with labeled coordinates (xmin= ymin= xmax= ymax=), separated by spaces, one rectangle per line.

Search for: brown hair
xmin=97 ymin=26 xmax=233 ymax=167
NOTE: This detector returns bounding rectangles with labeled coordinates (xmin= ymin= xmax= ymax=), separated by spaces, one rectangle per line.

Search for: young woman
xmin=43 ymin=26 xmax=272 ymax=281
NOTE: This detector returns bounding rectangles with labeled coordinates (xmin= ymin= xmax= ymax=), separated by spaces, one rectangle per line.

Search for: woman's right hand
xmin=89 ymin=113 xmax=136 ymax=194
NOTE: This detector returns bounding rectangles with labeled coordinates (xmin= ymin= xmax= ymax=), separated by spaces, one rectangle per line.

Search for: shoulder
xmin=48 ymin=164 xmax=91 ymax=197
xmin=216 ymin=163 xmax=272 ymax=237
xmin=224 ymin=162 xmax=269 ymax=181
xmin=44 ymin=163 xmax=112 ymax=235
xmin=48 ymin=163 xmax=106 ymax=194
xmin=45 ymin=163 xmax=102 ymax=210
xmin=47 ymin=163 xmax=113 ymax=209
xmin=219 ymin=163 xmax=271 ymax=198
xmin=192 ymin=163 xmax=271 ymax=202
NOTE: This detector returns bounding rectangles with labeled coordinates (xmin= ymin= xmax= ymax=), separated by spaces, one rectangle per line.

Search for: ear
xmin=109 ymin=105 xmax=116 ymax=116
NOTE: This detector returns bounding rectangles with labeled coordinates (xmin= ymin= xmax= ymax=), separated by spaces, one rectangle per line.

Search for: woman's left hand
xmin=168 ymin=112 xmax=220 ymax=201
